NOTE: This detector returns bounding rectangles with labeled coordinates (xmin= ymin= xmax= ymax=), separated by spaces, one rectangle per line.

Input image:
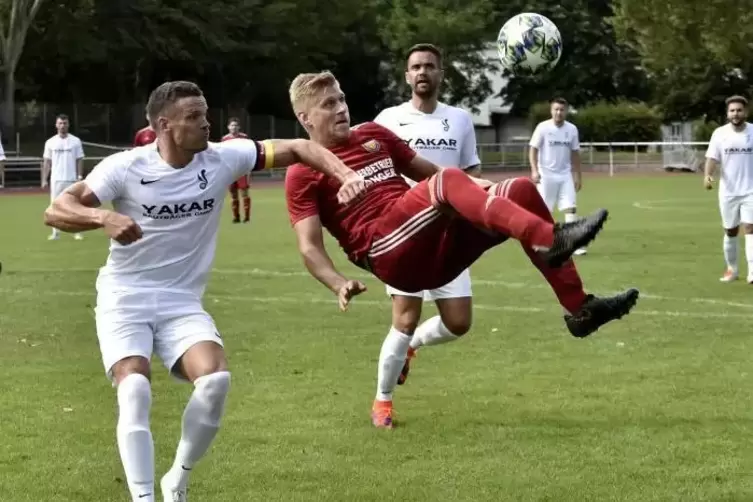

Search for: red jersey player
xmin=222 ymin=117 xmax=251 ymax=223
xmin=284 ymin=71 xmax=640 ymax=429
xmin=133 ymin=117 xmax=156 ymax=147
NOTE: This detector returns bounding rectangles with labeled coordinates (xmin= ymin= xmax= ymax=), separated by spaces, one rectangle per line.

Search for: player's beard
xmin=413 ymin=80 xmax=437 ymax=98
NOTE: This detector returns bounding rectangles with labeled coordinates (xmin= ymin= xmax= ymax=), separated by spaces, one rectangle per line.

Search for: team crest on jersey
xmin=197 ymin=169 xmax=208 ymax=190
xmin=362 ymin=139 xmax=380 ymax=153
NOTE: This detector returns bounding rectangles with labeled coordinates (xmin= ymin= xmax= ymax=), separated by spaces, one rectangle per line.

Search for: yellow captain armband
xmin=261 ymin=140 xmax=275 ymax=170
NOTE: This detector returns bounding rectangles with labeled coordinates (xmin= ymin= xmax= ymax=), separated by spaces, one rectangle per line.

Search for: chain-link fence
xmin=10 ymin=102 xmax=306 ymax=152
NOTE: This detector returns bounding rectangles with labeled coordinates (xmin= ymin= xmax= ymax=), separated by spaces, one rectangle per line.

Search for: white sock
xmin=745 ymin=234 xmax=753 ymax=278
xmin=116 ymin=374 xmax=155 ymax=502
xmin=723 ymin=234 xmax=738 ymax=271
xmin=375 ymin=328 xmax=411 ymax=402
xmin=164 ymin=371 xmax=231 ymax=491
xmin=51 ymin=227 xmax=60 ymax=237
xmin=409 ymin=315 xmax=460 ymax=350
xmin=564 ymin=212 xmax=578 ymax=223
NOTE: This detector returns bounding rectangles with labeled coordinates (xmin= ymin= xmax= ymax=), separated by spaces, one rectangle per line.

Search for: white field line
xmin=1 ymin=284 xmax=750 ymax=321
xmin=7 ymin=266 xmax=753 ymax=311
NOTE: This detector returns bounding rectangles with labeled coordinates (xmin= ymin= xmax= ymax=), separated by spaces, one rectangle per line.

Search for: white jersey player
xmin=43 ymin=81 xmax=363 ymax=502
xmin=703 ymin=95 xmax=753 ymax=283
xmin=41 ymin=114 xmax=85 ymax=241
xmin=529 ymin=98 xmax=586 ymax=255
xmin=368 ymin=43 xmax=481 ymax=429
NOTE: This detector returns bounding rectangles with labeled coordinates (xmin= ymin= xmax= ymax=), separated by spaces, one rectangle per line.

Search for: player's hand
xmin=574 ymin=177 xmax=582 ymax=192
xmin=337 ymin=172 xmax=367 ymax=205
xmin=101 ymin=211 xmax=143 ymax=245
xmin=531 ymin=171 xmax=541 ymax=184
xmin=704 ymin=175 xmax=714 ymax=190
xmin=41 ymin=179 xmax=48 ymax=189
xmin=337 ymin=280 xmax=367 ymax=311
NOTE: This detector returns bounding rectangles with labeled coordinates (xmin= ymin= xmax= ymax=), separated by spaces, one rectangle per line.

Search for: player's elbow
xmin=43 ymin=202 xmax=60 ymax=228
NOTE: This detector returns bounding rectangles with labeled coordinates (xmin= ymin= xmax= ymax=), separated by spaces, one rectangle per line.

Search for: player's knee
xmin=743 ymin=223 xmax=753 ymax=234
xmin=392 ymin=310 xmax=421 ymax=335
xmin=195 ymin=371 xmax=231 ymax=419
xmin=725 ymin=227 xmax=739 ymax=237
xmin=112 ymin=356 xmax=151 ymax=386
xmin=116 ymin=373 xmax=152 ymax=422
xmin=441 ymin=316 xmax=472 ymax=336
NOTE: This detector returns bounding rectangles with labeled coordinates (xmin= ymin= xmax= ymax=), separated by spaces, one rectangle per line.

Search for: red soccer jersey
xmin=133 ymin=126 xmax=156 ymax=147
xmin=285 ymin=122 xmax=418 ymax=263
xmin=222 ymin=132 xmax=249 ymax=141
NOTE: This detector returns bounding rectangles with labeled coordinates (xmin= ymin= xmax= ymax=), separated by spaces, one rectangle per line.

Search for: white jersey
xmin=374 ymin=102 xmax=480 ymax=186
xmin=44 ymin=134 xmax=84 ymax=182
xmin=529 ymin=119 xmax=580 ymax=177
xmin=84 ymin=139 xmax=264 ymax=297
xmin=705 ymin=122 xmax=753 ymax=197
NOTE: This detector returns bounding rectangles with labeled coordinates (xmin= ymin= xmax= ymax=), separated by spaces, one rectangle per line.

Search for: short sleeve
xmin=43 ymin=140 xmax=52 ymax=159
xmin=285 ymin=165 xmax=320 ymax=226
xmin=459 ymin=115 xmax=481 ymax=168
xmin=529 ymin=124 xmax=543 ymax=148
xmin=84 ymin=153 xmax=127 ymax=204
xmin=371 ymin=123 xmax=417 ymax=170
xmin=705 ymin=130 xmax=721 ymax=161
xmin=570 ymin=125 xmax=580 ymax=151
xmin=75 ymin=139 xmax=85 ymax=159
xmin=373 ymin=109 xmax=390 ymax=127
xmin=216 ymin=138 xmax=267 ymax=179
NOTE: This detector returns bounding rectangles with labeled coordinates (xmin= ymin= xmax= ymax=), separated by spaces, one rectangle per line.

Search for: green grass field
xmin=1 ymin=174 xmax=752 ymax=501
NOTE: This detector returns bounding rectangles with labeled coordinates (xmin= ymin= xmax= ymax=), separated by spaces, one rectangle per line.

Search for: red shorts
xmin=229 ymin=175 xmax=249 ymax=191
xmin=366 ymin=179 xmax=506 ymax=293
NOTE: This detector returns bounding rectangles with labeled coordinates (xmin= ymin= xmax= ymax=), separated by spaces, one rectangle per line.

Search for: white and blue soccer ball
xmin=497 ymin=13 xmax=563 ymax=74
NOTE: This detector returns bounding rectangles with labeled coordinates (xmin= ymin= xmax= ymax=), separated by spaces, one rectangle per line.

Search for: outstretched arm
xmin=264 ymin=139 xmax=356 ymax=183
xmin=293 ymin=215 xmax=366 ymax=310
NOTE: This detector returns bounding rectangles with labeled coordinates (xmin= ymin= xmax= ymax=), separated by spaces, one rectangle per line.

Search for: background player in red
xmin=132 ymin=115 xmax=156 ymax=146
xmin=284 ymin=71 xmax=640 ymax=429
xmin=223 ymin=117 xmax=251 ymax=223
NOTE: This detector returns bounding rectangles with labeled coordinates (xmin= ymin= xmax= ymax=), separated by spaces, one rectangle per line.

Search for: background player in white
xmin=41 ymin=113 xmax=85 ymax=240
xmin=704 ymin=95 xmax=753 ymax=283
xmin=529 ymin=98 xmax=586 ymax=255
xmin=371 ymin=43 xmax=481 ymax=424
xmin=43 ymin=81 xmax=363 ymax=502
xmin=0 ymin=131 xmax=6 ymax=188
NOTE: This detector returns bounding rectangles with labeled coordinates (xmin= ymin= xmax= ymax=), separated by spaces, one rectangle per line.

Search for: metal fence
xmin=477 ymin=141 xmax=707 ymax=175
xmin=9 ymin=102 xmax=306 ymax=147
xmin=1 ymin=140 xmax=709 ymax=189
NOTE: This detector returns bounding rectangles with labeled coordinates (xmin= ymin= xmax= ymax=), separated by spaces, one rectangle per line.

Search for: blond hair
xmin=289 ymin=71 xmax=339 ymax=114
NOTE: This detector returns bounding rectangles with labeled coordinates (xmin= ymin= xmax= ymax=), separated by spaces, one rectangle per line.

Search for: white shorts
xmin=94 ymin=290 xmax=224 ymax=381
xmin=719 ymin=194 xmax=753 ymax=229
xmin=537 ymin=175 xmax=576 ymax=213
xmin=385 ymin=268 xmax=473 ymax=301
xmin=50 ymin=180 xmax=75 ymax=201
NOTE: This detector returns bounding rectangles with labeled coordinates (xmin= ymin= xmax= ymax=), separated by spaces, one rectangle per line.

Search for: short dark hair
xmin=550 ymin=97 xmax=568 ymax=106
xmin=726 ymin=95 xmax=748 ymax=108
xmin=405 ymin=43 xmax=443 ymax=68
xmin=56 ymin=114 xmax=69 ymax=121
xmin=228 ymin=117 xmax=240 ymax=125
xmin=146 ymin=81 xmax=203 ymax=123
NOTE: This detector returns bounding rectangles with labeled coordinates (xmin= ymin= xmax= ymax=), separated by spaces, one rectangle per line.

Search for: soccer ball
xmin=497 ymin=13 xmax=562 ymax=74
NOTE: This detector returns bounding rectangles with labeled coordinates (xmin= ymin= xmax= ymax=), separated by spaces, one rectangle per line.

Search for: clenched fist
xmin=102 ymin=211 xmax=143 ymax=245
xmin=337 ymin=172 xmax=367 ymax=205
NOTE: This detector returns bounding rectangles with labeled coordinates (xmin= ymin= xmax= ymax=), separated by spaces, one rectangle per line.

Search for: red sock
xmin=495 ymin=177 xmax=587 ymax=313
xmin=243 ymin=197 xmax=251 ymax=220
xmin=432 ymin=168 xmax=554 ymax=249
xmin=231 ymin=198 xmax=239 ymax=219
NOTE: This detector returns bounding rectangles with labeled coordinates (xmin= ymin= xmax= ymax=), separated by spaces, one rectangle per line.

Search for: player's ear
xmin=296 ymin=111 xmax=310 ymax=129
